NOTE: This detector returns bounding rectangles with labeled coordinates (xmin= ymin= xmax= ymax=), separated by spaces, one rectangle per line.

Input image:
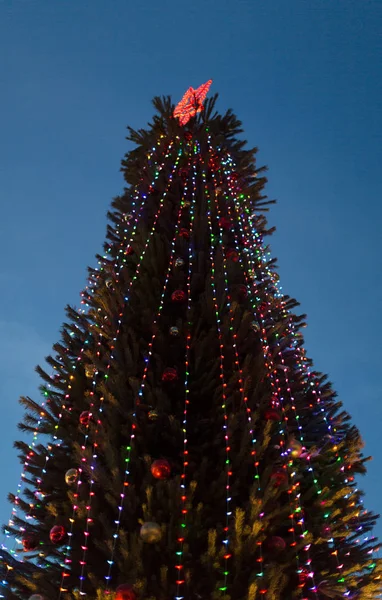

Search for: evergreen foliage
xmin=1 ymin=93 xmax=380 ymax=600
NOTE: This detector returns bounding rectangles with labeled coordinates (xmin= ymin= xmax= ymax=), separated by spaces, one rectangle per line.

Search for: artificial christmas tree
xmin=0 ymin=82 xmax=381 ymax=600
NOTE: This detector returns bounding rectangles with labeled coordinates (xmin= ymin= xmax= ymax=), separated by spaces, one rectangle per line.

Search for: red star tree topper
xmin=173 ymin=79 xmax=213 ymax=126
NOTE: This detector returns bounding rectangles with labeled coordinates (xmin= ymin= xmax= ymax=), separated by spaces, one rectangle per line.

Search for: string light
xmin=201 ymin=147 xmax=232 ymax=595
xmin=104 ymin=146 xmax=185 ymax=589
xmin=174 ymin=140 xmax=196 ymax=600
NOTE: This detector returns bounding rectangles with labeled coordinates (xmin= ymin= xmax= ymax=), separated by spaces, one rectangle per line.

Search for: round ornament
xmin=287 ymin=438 xmax=303 ymax=459
xmin=226 ymin=248 xmax=239 ymax=262
xmin=65 ymin=468 xmax=79 ymax=486
xmin=178 ymin=228 xmax=189 ymax=239
xmin=148 ymin=409 xmax=160 ymax=421
xmin=270 ymin=469 xmax=288 ymax=487
xmin=115 ymin=584 xmax=137 ymax=600
xmin=125 ymin=246 xmax=134 ymax=256
xmin=219 ymin=217 xmax=231 ymax=230
xmin=266 ymin=535 xmax=286 ymax=553
xmin=174 ymin=257 xmax=185 ymax=268
xmin=85 ymin=365 xmax=96 ymax=379
xmin=169 ymin=326 xmax=180 ymax=337
xmin=259 ymin=302 xmax=268 ymax=314
xmin=123 ymin=213 xmax=133 ymax=222
xmin=250 ymin=320 xmax=260 ymax=332
xmin=238 ymin=284 xmax=248 ymax=299
xmin=79 ymin=411 xmax=91 ymax=427
xmin=162 ymin=367 xmax=178 ymax=382
xmin=321 ymin=525 xmax=332 ymax=539
xmin=105 ymin=278 xmax=114 ymax=290
xmin=49 ymin=525 xmax=66 ymax=544
xmin=179 ymin=167 xmax=189 ymax=180
xmin=297 ymin=567 xmax=310 ymax=586
xmin=140 ymin=521 xmax=162 ymax=543
xmin=151 ymin=458 xmax=171 ymax=480
xmin=184 ymin=131 xmax=193 ymax=141
xmin=264 ymin=408 xmax=281 ymax=421
xmin=171 ymin=290 xmax=186 ymax=303
xmin=317 ymin=580 xmax=340 ymax=598
xmin=22 ymin=535 xmax=38 ymax=552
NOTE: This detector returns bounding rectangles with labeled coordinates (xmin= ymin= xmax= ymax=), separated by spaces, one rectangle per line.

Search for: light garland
xmin=104 ymin=145 xmax=186 ymax=590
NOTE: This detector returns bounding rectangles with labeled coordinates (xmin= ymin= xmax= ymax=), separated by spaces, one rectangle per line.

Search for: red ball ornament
xmin=179 ymin=167 xmax=188 ymax=180
xmin=184 ymin=131 xmax=193 ymax=141
xmin=179 ymin=228 xmax=189 ymax=239
xmin=321 ymin=525 xmax=332 ymax=539
xmin=226 ymin=248 xmax=239 ymax=262
xmin=49 ymin=525 xmax=66 ymax=544
xmin=151 ymin=458 xmax=171 ymax=480
xmin=219 ymin=217 xmax=231 ymax=230
xmin=270 ymin=469 xmax=288 ymax=487
xmin=298 ymin=567 xmax=310 ymax=586
xmin=171 ymin=289 xmax=186 ymax=302
xmin=115 ymin=584 xmax=137 ymax=600
xmin=162 ymin=367 xmax=178 ymax=382
xmin=22 ymin=535 xmax=38 ymax=552
xmin=79 ymin=411 xmax=91 ymax=426
xmin=125 ymin=246 xmax=134 ymax=256
xmin=238 ymin=284 xmax=248 ymax=299
xmin=264 ymin=408 xmax=281 ymax=421
xmin=267 ymin=535 xmax=286 ymax=553
xmin=258 ymin=302 xmax=268 ymax=314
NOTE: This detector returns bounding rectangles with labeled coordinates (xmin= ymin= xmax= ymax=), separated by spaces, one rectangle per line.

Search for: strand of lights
xmin=224 ymin=153 xmax=351 ymax=594
xmin=80 ymin=136 xmax=172 ymax=312
xmin=0 ymin=338 xmax=86 ymax=591
xmin=59 ymin=143 xmax=184 ymax=595
xmin=104 ymin=143 xmax=186 ymax=589
xmin=1 ymin=141 xmax=171 ymax=591
xmin=208 ymin=145 xmax=266 ymax=588
xmin=221 ymin=158 xmax=318 ymax=599
xmin=75 ymin=139 xmax=176 ymax=595
xmin=202 ymin=151 xmax=232 ymax=596
xmin=174 ymin=141 xmax=196 ymax=600
xmin=245 ymin=206 xmax=360 ymax=594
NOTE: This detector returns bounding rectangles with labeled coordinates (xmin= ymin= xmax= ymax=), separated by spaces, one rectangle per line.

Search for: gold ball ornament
xmin=288 ymin=438 xmax=303 ymax=458
xmin=140 ymin=521 xmax=162 ymax=543
xmin=85 ymin=364 xmax=96 ymax=378
xmin=65 ymin=468 xmax=79 ymax=485
xmin=148 ymin=409 xmax=160 ymax=421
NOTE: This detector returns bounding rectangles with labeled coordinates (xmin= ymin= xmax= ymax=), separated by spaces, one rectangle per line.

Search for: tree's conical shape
xmin=1 ymin=92 xmax=381 ymax=600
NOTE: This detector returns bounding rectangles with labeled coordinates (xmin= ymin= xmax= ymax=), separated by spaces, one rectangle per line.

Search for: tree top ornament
xmin=173 ymin=79 xmax=213 ymax=126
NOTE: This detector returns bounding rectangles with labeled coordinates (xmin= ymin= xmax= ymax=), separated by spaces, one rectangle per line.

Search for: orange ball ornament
xmin=151 ymin=459 xmax=171 ymax=480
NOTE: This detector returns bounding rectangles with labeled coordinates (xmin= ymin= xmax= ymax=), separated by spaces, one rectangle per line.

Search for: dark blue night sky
xmin=1 ymin=0 xmax=381 ymax=546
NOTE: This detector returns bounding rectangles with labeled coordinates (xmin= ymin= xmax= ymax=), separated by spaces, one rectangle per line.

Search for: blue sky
xmin=0 ymin=0 xmax=381 ymax=545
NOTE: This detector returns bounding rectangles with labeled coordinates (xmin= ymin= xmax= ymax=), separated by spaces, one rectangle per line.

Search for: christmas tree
xmin=1 ymin=82 xmax=381 ymax=600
